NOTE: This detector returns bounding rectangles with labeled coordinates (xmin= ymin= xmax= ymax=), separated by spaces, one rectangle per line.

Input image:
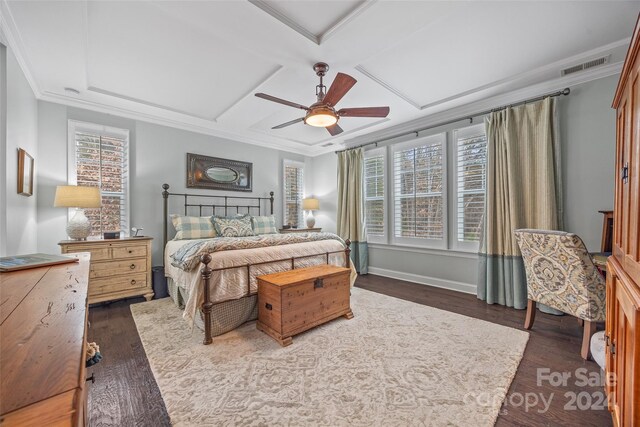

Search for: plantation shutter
xmin=364 ymin=154 xmax=385 ymax=236
xmin=74 ymin=130 xmax=129 ymax=236
xmin=455 ymin=129 xmax=487 ymax=243
xmin=284 ymin=163 xmax=304 ymax=227
xmin=393 ymin=136 xmax=444 ymax=241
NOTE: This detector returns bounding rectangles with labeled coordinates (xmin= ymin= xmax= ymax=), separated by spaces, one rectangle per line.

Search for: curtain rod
xmin=334 ymin=87 xmax=570 ymax=154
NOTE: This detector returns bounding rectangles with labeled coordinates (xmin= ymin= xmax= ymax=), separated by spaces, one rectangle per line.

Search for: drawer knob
xmin=314 ymin=278 xmax=324 ymax=289
xmin=130 ymin=264 xmax=136 ymax=270
xmin=128 ymin=250 xmax=133 ymax=254
xmin=86 ymin=373 xmax=95 ymax=384
xmin=265 ymin=303 xmax=272 ymax=310
xmin=131 ymin=279 xmax=137 ymax=285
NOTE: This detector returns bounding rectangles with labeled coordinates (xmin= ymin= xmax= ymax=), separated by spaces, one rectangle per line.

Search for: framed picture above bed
xmin=186 ymin=153 xmax=252 ymax=192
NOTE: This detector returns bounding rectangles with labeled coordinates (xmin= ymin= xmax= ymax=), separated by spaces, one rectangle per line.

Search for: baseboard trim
xmin=367 ymin=267 xmax=477 ymax=295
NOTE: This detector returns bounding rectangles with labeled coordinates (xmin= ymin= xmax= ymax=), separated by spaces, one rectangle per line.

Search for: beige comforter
xmin=165 ymin=239 xmax=356 ymax=326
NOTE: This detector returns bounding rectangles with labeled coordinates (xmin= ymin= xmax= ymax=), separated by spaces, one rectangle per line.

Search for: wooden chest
xmin=256 ymin=264 xmax=353 ymax=346
xmin=59 ymin=237 xmax=153 ymax=304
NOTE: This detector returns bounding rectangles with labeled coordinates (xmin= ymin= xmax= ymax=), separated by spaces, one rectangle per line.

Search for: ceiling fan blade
xmin=323 ymin=73 xmax=357 ymax=107
xmin=272 ymin=117 xmax=304 ymax=129
xmin=326 ymin=123 xmax=344 ymax=136
xmin=338 ymin=107 xmax=390 ymax=118
xmin=255 ymin=93 xmax=308 ymax=111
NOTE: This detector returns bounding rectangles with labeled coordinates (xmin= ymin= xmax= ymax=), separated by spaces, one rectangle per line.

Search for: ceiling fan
xmin=255 ymin=62 xmax=390 ymax=136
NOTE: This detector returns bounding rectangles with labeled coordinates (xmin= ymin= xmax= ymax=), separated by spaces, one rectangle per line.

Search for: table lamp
xmin=54 ymin=185 xmax=102 ymax=240
xmin=302 ymin=198 xmax=319 ymax=228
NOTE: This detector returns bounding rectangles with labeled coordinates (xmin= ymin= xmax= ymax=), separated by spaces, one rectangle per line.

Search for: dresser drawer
xmin=89 ymin=273 xmax=148 ymax=296
xmin=90 ymin=258 xmax=147 ymax=279
xmin=112 ymin=245 xmax=147 ymax=259
xmin=62 ymin=245 xmax=110 ymax=261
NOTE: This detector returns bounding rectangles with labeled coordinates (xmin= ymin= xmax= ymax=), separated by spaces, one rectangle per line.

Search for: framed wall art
xmin=186 ymin=153 xmax=252 ymax=192
xmin=17 ymin=148 xmax=34 ymax=196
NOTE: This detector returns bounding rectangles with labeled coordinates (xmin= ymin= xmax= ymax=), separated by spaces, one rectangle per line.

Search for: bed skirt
xmin=167 ymin=277 xmax=257 ymax=337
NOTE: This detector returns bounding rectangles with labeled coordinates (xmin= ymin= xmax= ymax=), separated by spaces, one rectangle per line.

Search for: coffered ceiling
xmin=1 ymin=1 xmax=638 ymax=156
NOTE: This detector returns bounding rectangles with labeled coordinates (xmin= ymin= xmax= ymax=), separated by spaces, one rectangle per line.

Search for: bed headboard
xmin=162 ymin=183 xmax=274 ymax=248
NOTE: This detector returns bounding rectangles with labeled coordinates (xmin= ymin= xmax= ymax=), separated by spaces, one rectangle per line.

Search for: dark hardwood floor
xmin=87 ymin=274 xmax=612 ymax=427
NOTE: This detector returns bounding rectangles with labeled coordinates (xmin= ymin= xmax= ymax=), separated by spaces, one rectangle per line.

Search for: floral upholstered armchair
xmin=514 ymin=229 xmax=606 ymax=360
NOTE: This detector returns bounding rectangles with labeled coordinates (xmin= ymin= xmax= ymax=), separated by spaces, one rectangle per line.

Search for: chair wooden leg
xmin=524 ymin=299 xmax=536 ymax=330
xmin=581 ymin=320 xmax=597 ymax=360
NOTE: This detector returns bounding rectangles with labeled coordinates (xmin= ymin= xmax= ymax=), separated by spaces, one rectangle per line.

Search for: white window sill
xmin=368 ymin=242 xmax=479 ymax=259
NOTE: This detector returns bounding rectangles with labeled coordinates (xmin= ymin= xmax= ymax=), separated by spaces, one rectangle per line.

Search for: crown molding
xmin=214 ymin=64 xmax=284 ymax=121
xmin=87 ymin=85 xmax=218 ymax=121
xmin=39 ymin=90 xmax=320 ymax=157
xmin=0 ymin=1 xmax=41 ymax=97
xmin=0 ymin=0 xmax=628 ymax=158
xmin=342 ymin=60 xmax=622 ymax=149
xmin=357 ymin=37 xmax=630 ymax=112
xmin=318 ymin=1 xmax=377 ymax=44
xmin=248 ymin=0 xmax=377 ymax=45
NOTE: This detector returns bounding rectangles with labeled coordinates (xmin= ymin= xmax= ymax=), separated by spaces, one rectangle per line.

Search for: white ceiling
xmin=1 ymin=1 xmax=638 ymax=156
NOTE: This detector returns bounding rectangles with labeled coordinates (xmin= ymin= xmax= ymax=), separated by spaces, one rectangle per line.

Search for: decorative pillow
xmin=171 ymin=215 xmax=217 ymax=240
xmin=251 ymin=215 xmax=278 ymax=235
xmin=211 ymin=214 xmax=255 ymax=237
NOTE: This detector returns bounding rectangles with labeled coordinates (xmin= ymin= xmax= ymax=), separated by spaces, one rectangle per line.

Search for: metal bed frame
xmin=162 ymin=183 xmax=351 ymax=344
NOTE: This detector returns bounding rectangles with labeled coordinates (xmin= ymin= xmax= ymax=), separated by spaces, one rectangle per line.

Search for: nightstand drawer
xmin=89 ymin=273 xmax=148 ymax=296
xmin=90 ymin=258 xmax=147 ymax=279
xmin=59 ymin=237 xmax=154 ymax=304
xmin=62 ymin=245 xmax=110 ymax=261
xmin=112 ymin=245 xmax=147 ymax=259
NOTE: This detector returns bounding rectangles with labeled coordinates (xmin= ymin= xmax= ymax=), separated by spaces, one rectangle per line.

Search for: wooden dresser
xmin=607 ymin=15 xmax=640 ymax=427
xmin=257 ymin=264 xmax=353 ymax=346
xmin=0 ymin=253 xmax=90 ymax=426
xmin=59 ymin=237 xmax=153 ymax=304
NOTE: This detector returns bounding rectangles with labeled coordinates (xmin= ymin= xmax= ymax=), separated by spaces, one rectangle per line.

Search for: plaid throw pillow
xmin=171 ymin=215 xmax=216 ymax=240
xmin=211 ymin=214 xmax=255 ymax=237
xmin=251 ymin=215 xmax=277 ymax=235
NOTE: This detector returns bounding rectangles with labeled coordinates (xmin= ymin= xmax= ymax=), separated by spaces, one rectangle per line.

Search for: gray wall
xmin=561 ymin=75 xmax=618 ymax=251
xmin=309 ymin=152 xmax=338 ymax=234
xmin=1 ymin=41 xmax=38 ymax=256
xmin=318 ymin=75 xmax=619 ymax=292
xmin=36 ymin=102 xmax=311 ymax=265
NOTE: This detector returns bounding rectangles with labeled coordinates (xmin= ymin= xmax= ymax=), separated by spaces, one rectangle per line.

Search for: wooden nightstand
xmin=59 ymin=237 xmax=153 ymax=304
xmin=279 ymin=227 xmax=322 ymax=233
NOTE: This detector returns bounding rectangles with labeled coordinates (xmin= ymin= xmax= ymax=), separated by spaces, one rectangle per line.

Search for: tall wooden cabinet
xmin=607 ymin=14 xmax=640 ymax=427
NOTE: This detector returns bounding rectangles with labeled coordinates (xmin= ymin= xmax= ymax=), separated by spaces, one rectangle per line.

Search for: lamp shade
xmin=54 ymin=186 xmax=102 ymax=208
xmin=302 ymin=198 xmax=319 ymax=211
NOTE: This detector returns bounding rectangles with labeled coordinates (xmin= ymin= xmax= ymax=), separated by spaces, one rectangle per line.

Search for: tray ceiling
xmin=1 ymin=0 xmax=638 ymax=156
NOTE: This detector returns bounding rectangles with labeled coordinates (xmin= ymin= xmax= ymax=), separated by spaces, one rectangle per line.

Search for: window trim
xmin=362 ymin=120 xmax=488 ymax=254
xmin=282 ymin=159 xmax=305 ymax=228
xmin=67 ymin=120 xmax=130 ymax=237
xmin=364 ymin=146 xmax=387 ymax=244
xmin=452 ymin=123 xmax=486 ymax=252
xmin=390 ymin=133 xmax=448 ymax=250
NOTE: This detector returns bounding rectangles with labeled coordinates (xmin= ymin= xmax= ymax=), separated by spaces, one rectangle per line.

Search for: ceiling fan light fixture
xmin=304 ymin=106 xmax=338 ymax=127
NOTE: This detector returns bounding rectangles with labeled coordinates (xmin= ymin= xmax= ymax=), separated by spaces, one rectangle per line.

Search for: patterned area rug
xmin=131 ymin=287 xmax=528 ymax=426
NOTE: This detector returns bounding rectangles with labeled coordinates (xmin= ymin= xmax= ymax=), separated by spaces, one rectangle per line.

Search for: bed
xmin=161 ymin=184 xmax=355 ymax=344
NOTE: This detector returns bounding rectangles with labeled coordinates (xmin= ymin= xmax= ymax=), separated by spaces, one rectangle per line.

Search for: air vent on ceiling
xmin=561 ymin=55 xmax=610 ymax=76
xmin=321 ymin=142 xmax=334 ymax=147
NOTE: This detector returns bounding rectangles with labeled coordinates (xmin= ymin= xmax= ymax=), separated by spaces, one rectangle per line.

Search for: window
xmin=283 ymin=160 xmax=304 ymax=227
xmin=363 ymin=122 xmax=487 ymax=252
xmin=392 ymin=134 xmax=446 ymax=247
xmin=364 ymin=148 xmax=386 ymax=242
xmin=454 ymin=124 xmax=487 ymax=248
xmin=68 ymin=121 xmax=130 ymax=237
